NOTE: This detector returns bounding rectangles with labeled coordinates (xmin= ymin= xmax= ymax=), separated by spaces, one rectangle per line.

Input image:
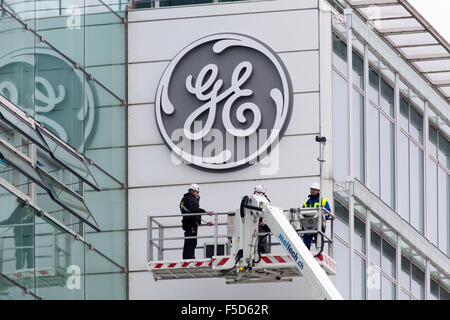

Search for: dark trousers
xmin=303 ymin=226 xmax=325 ymax=250
xmin=258 ymin=236 xmax=271 ymax=254
xmin=183 ymin=227 xmax=198 ymax=260
xmin=303 ymin=234 xmax=315 ymax=250
xmin=15 ymin=236 xmax=34 ymax=270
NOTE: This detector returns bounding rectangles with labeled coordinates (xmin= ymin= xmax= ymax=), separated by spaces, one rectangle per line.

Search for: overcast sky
xmin=407 ymin=0 xmax=450 ymax=43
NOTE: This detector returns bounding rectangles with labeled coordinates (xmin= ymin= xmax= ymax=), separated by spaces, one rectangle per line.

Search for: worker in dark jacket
xmin=180 ymin=184 xmax=213 ymax=259
xmin=254 ymin=185 xmax=272 ymax=254
xmin=0 ymin=199 xmax=34 ymax=270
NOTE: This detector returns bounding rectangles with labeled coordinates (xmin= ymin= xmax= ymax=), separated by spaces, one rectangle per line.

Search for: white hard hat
xmin=253 ymin=184 xmax=266 ymax=194
xmin=188 ymin=183 xmax=200 ymax=192
xmin=310 ymin=182 xmax=321 ymax=191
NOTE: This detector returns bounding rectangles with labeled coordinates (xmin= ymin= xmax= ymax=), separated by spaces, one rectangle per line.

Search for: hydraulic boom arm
xmin=242 ymin=193 xmax=343 ymax=300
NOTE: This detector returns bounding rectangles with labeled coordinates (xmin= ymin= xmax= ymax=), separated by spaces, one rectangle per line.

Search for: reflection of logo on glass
xmin=0 ymin=47 xmax=95 ymax=151
xmin=156 ymin=33 xmax=293 ymax=170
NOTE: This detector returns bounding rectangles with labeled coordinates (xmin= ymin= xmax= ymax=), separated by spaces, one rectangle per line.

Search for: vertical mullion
xmin=345 ymin=9 xmax=354 ymax=299
xmin=394 ymin=73 xmax=400 ymax=213
xmin=365 ymin=209 xmax=371 ymax=299
xmin=364 ymin=44 xmax=369 ymax=188
xmin=396 ymin=234 xmax=401 ymax=299
xmin=423 ymin=101 xmax=429 ymax=239
xmin=425 ymin=258 xmax=430 ymax=300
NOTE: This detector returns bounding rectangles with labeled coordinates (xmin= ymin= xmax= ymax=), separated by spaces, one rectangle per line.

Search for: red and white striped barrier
xmin=148 ymin=253 xmax=336 ymax=275
xmin=148 ymin=257 xmax=232 ymax=271
xmin=258 ymin=254 xmax=293 ymax=265
xmin=6 ymin=268 xmax=55 ymax=281
xmin=316 ymin=253 xmax=337 ymax=275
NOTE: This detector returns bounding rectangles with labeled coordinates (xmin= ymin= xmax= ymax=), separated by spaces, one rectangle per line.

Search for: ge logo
xmin=155 ymin=33 xmax=293 ymax=170
xmin=66 ymin=265 xmax=81 ymax=290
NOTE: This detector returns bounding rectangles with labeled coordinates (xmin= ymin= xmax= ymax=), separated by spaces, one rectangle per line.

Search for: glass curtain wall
xmin=133 ymin=0 xmax=245 ymax=9
xmin=332 ymin=34 xmax=365 ymax=184
xmin=332 ymin=30 xmax=450 ymax=299
xmin=332 ymin=31 xmax=449 ymax=251
xmin=398 ymin=98 xmax=425 ymax=234
xmin=0 ymin=1 xmax=127 ymax=299
xmin=427 ymin=123 xmax=450 ymax=255
xmin=333 ymin=194 xmax=449 ymax=300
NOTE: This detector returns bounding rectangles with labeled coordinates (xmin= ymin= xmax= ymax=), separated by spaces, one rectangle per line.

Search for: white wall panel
xmin=128 ymin=61 xmax=168 ymax=105
xmin=128 ymin=176 xmax=321 ymax=230
xmin=128 ymin=9 xmax=318 ymax=63
xmin=285 ymin=92 xmax=320 ymax=136
xmin=128 ymin=134 xmax=319 ymax=188
xmin=280 ymin=51 xmax=320 ymax=93
xmin=129 ymin=271 xmax=313 ymax=299
xmin=129 ymin=0 xmax=318 ymax=23
xmin=128 ymin=103 xmax=162 ymax=146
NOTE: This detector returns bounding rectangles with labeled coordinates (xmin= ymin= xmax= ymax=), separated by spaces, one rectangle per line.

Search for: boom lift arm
xmin=237 ymin=193 xmax=343 ymax=300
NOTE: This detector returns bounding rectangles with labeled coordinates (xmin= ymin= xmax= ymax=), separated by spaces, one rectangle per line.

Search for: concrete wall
xmin=127 ymin=0 xmax=334 ymax=299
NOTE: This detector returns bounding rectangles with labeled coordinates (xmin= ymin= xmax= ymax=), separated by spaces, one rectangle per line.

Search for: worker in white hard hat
xmin=253 ymin=185 xmax=271 ymax=254
xmin=301 ymin=183 xmax=331 ymax=250
xmin=180 ymin=183 xmax=213 ymax=259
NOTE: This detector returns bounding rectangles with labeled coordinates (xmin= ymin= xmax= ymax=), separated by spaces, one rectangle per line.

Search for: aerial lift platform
xmin=147 ymin=193 xmax=343 ymax=300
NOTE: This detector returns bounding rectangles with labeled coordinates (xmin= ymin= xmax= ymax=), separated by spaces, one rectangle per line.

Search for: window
xmin=430 ymin=279 xmax=439 ymax=300
xmin=354 ymin=216 xmax=365 ymax=253
xmin=438 ymin=133 xmax=449 ymax=169
xmin=399 ymin=289 xmax=411 ymax=300
xmin=368 ymin=103 xmax=380 ymax=196
xmin=400 ymin=97 xmax=424 ymax=145
xmin=410 ymin=107 xmax=423 ymax=144
xmin=352 ymin=52 xmax=364 ymax=89
xmin=334 ymin=200 xmax=349 ymax=242
xmin=380 ymin=115 xmax=395 ymax=208
xmin=428 ymin=125 xmax=438 ymax=157
xmin=366 ymin=69 xmax=396 ymax=208
xmin=440 ymin=287 xmax=450 ymax=300
xmin=429 ymin=123 xmax=449 ymax=169
xmin=333 ymin=71 xmax=349 ymax=182
xmin=399 ymin=98 xmax=409 ymax=131
xmin=368 ymin=266 xmax=381 ymax=300
xmin=411 ymin=264 xmax=425 ymax=300
xmin=333 ymin=34 xmax=347 ymax=73
xmin=380 ymin=79 xmax=394 ymax=117
xmin=410 ymin=142 xmax=424 ymax=234
xmin=427 ymin=158 xmax=438 ymax=246
xmin=398 ymin=132 xmax=410 ymax=221
xmin=369 ymin=67 xmax=379 ymax=104
xmin=381 ymin=239 xmax=396 ymax=278
xmin=400 ymin=255 xmax=411 ymax=291
xmin=370 ymin=230 xmax=381 ymax=266
xmin=382 ymin=276 xmax=396 ymax=300
xmin=334 ymin=238 xmax=350 ymax=299
xmin=354 ymin=253 xmax=366 ymax=300
xmin=352 ymin=89 xmax=365 ymax=183
xmin=437 ymin=168 xmax=449 ymax=255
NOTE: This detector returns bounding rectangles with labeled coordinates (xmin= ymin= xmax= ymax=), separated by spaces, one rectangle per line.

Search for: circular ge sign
xmin=155 ymin=33 xmax=293 ymax=170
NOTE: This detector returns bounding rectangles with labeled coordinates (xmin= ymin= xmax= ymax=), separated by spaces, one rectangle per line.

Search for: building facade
xmin=0 ymin=0 xmax=448 ymax=300
xmin=0 ymin=1 xmax=128 ymax=299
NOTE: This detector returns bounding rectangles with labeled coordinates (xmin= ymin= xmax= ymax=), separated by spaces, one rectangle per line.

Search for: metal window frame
xmin=0 ymin=137 xmax=100 ymax=231
xmin=0 ymin=95 xmax=101 ymax=191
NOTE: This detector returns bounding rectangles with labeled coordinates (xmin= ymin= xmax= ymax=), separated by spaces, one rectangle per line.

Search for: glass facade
xmin=0 ymin=1 xmax=127 ymax=299
xmin=332 ymin=31 xmax=450 ymax=300
xmin=133 ymin=0 xmax=245 ymax=8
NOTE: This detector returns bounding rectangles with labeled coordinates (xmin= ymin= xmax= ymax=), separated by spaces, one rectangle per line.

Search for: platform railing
xmin=147 ymin=211 xmax=231 ymax=262
xmin=147 ymin=207 xmax=336 ymax=263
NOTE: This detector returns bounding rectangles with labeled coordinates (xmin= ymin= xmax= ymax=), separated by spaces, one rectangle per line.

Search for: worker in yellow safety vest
xmin=302 ymin=183 xmax=331 ymax=250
